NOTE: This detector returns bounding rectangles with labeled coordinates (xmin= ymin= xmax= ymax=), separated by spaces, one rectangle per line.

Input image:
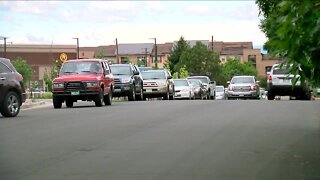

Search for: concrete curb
xmin=21 ymin=99 xmax=52 ymax=110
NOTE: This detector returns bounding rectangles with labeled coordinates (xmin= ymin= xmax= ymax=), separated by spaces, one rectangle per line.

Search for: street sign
xmin=60 ymin=53 xmax=68 ymax=63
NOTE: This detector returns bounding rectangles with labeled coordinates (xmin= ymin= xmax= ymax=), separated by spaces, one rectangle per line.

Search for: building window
xmin=121 ymin=57 xmax=130 ymax=64
xmin=248 ymin=55 xmax=256 ymax=63
xmin=248 ymin=55 xmax=256 ymax=68
xmin=265 ymin=66 xmax=272 ymax=74
xmin=152 ymin=56 xmax=161 ymax=63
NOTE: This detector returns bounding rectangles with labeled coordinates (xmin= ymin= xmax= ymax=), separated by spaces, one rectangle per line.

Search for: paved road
xmin=1 ymin=100 xmax=319 ymax=180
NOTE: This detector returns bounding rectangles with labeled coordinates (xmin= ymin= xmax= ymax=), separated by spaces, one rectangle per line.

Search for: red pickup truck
xmin=52 ymin=59 xmax=114 ymax=108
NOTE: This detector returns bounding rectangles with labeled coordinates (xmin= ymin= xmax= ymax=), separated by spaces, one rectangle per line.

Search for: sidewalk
xmin=21 ymin=99 xmax=53 ymax=110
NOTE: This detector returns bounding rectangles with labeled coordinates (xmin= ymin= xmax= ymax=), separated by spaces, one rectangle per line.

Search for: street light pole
xmin=149 ymin=38 xmax=158 ymax=69
xmin=4 ymin=37 xmax=7 ymax=58
xmin=72 ymin=38 xmax=79 ymax=59
xmin=0 ymin=36 xmax=7 ymax=58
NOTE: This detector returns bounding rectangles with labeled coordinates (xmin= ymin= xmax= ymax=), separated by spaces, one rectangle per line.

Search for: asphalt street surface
xmin=1 ymin=100 xmax=319 ymax=180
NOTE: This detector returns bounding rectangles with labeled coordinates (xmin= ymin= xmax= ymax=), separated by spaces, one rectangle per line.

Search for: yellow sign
xmin=60 ymin=53 xmax=68 ymax=62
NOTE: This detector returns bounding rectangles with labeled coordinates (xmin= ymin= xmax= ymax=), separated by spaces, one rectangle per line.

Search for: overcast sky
xmin=0 ymin=1 xmax=266 ymax=47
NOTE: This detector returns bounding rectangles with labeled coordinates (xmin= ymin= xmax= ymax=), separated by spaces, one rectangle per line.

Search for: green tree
xmin=137 ymin=59 xmax=145 ymax=67
xmin=223 ymin=58 xmax=258 ymax=80
xmin=256 ymin=0 xmax=320 ymax=86
xmin=177 ymin=41 xmax=222 ymax=81
xmin=43 ymin=61 xmax=60 ymax=92
xmin=258 ymin=76 xmax=268 ymax=88
xmin=166 ymin=36 xmax=190 ymax=74
xmin=95 ymin=48 xmax=106 ymax=59
xmin=11 ymin=56 xmax=32 ymax=85
xmin=172 ymin=65 xmax=189 ymax=79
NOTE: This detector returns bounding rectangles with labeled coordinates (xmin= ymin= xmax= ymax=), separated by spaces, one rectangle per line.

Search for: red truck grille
xmin=65 ymin=82 xmax=85 ymax=91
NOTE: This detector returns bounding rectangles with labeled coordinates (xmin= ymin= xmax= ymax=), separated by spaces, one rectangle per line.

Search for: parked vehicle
xmin=110 ymin=64 xmax=143 ymax=101
xmin=52 ymin=59 xmax=114 ymax=108
xmin=138 ymin=66 xmax=152 ymax=72
xmin=187 ymin=76 xmax=216 ymax=99
xmin=215 ymin=85 xmax=226 ymax=100
xmin=267 ymin=64 xmax=311 ymax=100
xmin=226 ymin=76 xmax=260 ymax=100
xmin=0 ymin=58 xmax=26 ymax=117
xmin=173 ymin=79 xmax=194 ymax=99
xmin=187 ymin=79 xmax=207 ymax=100
xmin=141 ymin=69 xmax=175 ymax=100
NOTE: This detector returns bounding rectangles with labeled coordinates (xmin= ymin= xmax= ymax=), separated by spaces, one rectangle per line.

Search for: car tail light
xmin=268 ymin=75 xmax=272 ymax=81
xmin=18 ymin=74 xmax=23 ymax=81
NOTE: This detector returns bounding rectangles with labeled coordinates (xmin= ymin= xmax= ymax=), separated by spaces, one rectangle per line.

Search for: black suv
xmin=110 ymin=64 xmax=143 ymax=101
xmin=0 ymin=58 xmax=26 ymax=117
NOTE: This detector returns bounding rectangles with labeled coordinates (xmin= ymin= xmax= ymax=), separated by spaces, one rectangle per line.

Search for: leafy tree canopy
xmin=166 ymin=36 xmax=190 ymax=74
xmin=223 ymin=58 xmax=258 ymax=79
xmin=95 ymin=48 xmax=106 ymax=59
xmin=11 ymin=56 xmax=32 ymax=85
xmin=256 ymin=0 xmax=320 ymax=86
xmin=173 ymin=65 xmax=189 ymax=79
xmin=43 ymin=61 xmax=60 ymax=92
xmin=177 ymin=41 xmax=222 ymax=81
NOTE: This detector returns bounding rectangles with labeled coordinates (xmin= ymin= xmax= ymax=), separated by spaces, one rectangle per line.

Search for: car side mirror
xmin=267 ymin=72 xmax=271 ymax=75
xmin=105 ymin=69 xmax=110 ymax=75
xmin=227 ymin=81 xmax=230 ymax=84
xmin=133 ymin=71 xmax=139 ymax=75
xmin=256 ymin=81 xmax=260 ymax=83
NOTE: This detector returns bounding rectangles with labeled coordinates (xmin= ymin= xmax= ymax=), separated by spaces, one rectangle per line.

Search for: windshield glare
xmin=110 ymin=66 xmax=132 ymax=75
xmin=188 ymin=79 xmax=201 ymax=86
xmin=231 ymin=77 xmax=255 ymax=84
xmin=188 ymin=78 xmax=209 ymax=84
xmin=60 ymin=61 xmax=101 ymax=75
xmin=141 ymin=71 xmax=166 ymax=80
xmin=174 ymin=80 xmax=189 ymax=86
xmin=216 ymin=86 xmax=224 ymax=92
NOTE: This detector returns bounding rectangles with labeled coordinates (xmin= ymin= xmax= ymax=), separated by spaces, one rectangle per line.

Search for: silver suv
xmin=226 ymin=76 xmax=260 ymax=100
xmin=267 ymin=64 xmax=311 ymax=100
xmin=141 ymin=69 xmax=175 ymax=100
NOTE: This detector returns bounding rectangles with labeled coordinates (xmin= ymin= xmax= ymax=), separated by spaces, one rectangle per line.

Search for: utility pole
xmin=211 ymin=35 xmax=214 ymax=52
xmin=144 ymin=48 xmax=148 ymax=67
xmin=116 ymin=38 xmax=120 ymax=64
xmin=149 ymin=38 xmax=157 ymax=69
xmin=4 ymin=37 xmax=7 ymax=58
xmin=1 ymin=36 xmax=7 ymax=58
xmin=72 ymin=38 xmax=79 ymax=59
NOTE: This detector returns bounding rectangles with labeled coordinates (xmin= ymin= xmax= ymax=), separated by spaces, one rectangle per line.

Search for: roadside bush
xmin=42 ymin=92 xmax=53 ymax=99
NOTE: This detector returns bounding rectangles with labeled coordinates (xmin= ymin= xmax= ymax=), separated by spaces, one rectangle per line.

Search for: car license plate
xmin=146 ymin=89 xmax=152 ymax=92
xmin=239 ymin=94 xmax=244 ymax=96
xmin=114 ymin=89 xmax=121 ymax=92
xmin=71 ymin=91 xmax=80 ymax=96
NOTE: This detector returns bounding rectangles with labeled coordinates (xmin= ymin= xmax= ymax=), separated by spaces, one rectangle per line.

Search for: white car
xmin=215 ymin=86 xmax=226 ymax=100
xmin=173 ymin=79 xmax=194 ymax=99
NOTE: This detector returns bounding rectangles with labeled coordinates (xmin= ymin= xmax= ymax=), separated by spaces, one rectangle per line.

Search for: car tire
xmin=128 ymin=86 xmax=136 ymax=101
xmin=66 ymin=99 xmax=73 ymax=108
xmin=135 ymin=86 xmax=143 ymax=101
xmin=169 ymin=90 xmax=175 ymax=100
xmin=104 ymin=88 xmax=112 ymax=106
xmin=163 ymin=90 xmax=169 ymax=100
xmin=53 ymin=96 xmax=62 ymax=109
xmin=267 ymin=92 xmax=275 ymax=100
xmin=1 ymin=91 xmax=21 ymax=117
xmin=95 ymin=88 xmax=104 ymax=107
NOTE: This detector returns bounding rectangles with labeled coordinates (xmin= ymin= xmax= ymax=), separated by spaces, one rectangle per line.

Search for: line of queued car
xmin=2 ymin=58 xmax=315 ymax=118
